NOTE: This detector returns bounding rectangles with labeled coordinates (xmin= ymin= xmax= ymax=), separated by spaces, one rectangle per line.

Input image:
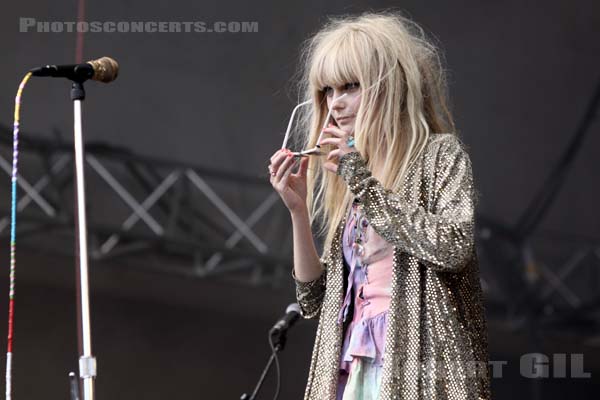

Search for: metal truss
xmin=0 ymin=127 xmax=294 ymax=287
xmin=476 ymin=220 xmax=600 ymax=339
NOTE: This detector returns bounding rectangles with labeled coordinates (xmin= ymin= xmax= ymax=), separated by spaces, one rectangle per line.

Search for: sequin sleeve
xmin=292 ymin=258 xmax=327 ymax=319
xmin=337 ymin=135 xmax=475 ymax=272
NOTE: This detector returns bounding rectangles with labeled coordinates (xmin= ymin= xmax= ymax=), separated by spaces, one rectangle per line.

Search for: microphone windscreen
xmin=88 ymin=57 xmax=119 ymax=83
xmin=286 ymin=303 xmax=301 ymax=314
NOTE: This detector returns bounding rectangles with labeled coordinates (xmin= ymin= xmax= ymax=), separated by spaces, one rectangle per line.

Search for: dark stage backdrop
xmin=0 ymin=0 xmax=599 ymax=398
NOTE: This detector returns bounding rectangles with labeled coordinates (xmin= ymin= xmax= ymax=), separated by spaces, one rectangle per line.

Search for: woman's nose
xmin=331 ymin=90 xmax=346 ymax=108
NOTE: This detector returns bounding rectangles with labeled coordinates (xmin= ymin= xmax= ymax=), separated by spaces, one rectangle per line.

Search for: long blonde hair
xmin=295 ymin=12 xmax=456 ymax=251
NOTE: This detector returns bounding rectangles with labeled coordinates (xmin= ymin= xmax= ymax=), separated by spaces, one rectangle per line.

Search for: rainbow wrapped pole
xmin=6 ymin=72 xmax=32 ymax=400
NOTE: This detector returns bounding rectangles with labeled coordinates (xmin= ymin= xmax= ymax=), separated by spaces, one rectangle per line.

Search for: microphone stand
xmin=239 ymin=330 xmax=287 ymax=400
xmin=71 ymin=80 xmax=97 ymax=400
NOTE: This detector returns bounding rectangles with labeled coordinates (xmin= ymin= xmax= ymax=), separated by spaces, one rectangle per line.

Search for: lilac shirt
xmin=338 ymin=202 xmax=394 ymax=372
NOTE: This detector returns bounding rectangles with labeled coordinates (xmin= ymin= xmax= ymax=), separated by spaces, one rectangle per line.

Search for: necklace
xmin=345 ymin=200 xmax=369 ymax=259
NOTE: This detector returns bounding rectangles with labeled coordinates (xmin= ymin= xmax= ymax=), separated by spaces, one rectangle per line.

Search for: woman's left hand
xmin=319 ymin=124 xmax=357 ymax=173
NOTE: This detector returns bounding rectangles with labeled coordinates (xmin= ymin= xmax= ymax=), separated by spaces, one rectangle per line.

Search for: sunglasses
xmin=280 ymin=94 xmax=348 ymax=157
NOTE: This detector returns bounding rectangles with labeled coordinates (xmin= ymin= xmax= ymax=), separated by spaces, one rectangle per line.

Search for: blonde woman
xmin=268 ymin=12 xmax=490 ymax=400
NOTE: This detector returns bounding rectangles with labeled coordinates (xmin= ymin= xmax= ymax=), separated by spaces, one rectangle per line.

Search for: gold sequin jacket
xmin=294 ymin=133 xmax=490 ymax=399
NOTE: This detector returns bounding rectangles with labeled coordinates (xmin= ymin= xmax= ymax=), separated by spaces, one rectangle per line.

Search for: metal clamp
xmin=79 ymin=356 xmax=97 ymax=379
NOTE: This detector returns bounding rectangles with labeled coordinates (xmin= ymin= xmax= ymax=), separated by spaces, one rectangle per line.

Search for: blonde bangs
xmin=309 ymin=31 xmax=362 ymax=91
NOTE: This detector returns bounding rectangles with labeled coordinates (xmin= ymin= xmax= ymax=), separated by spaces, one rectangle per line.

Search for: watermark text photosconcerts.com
xmin=19 ymin=18 xmax=259 ymax=33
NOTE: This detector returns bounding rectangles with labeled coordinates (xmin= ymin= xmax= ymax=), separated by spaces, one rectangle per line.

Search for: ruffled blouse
xmin=337 ymin=200 xmax=394 ymax=396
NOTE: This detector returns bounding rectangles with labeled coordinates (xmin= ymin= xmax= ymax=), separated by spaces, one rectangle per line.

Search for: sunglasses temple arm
xmin=281 ymin=99 xmax=312 ymax=149
xmin=315 ymin=93 xmax=347 ymax=147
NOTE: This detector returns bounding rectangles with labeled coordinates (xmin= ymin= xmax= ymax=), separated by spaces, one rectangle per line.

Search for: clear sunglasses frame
xmin=280 ymin=94 xmax=347 ymax=157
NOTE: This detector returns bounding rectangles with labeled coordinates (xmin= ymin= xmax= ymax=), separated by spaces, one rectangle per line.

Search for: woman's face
xmin=323 ymin=82 xmax=361 ymax=133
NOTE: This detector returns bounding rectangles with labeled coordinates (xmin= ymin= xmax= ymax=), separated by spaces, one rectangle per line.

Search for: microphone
xmin=270 ymin=303 xmax=301 ymax=335
xmin=29 ymin=56 xmax=119 ymax=83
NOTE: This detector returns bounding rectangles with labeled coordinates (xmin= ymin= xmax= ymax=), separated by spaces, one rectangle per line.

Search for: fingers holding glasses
xmin=268 ymin=148 xmax=294 ymax=181
xmin=269 ymin=148 xmax=288 ymax=164
xmin=319 ymin=125 xmax=356 ymax=174
xmin=320 ymin=125 xmax=355 ymax=152
xmin=268 ymin=149 xmax=287 ymax=176
xmin=273 ymin=151 xmax=296 ymax=184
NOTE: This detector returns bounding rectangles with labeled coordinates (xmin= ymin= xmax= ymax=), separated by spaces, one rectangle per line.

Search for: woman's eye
xmin=322 ymin=83 xmax=359 ymax=97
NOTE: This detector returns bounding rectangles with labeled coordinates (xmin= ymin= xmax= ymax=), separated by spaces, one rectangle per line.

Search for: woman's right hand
xmin=268 ymin=148 xmax=310 ymax=215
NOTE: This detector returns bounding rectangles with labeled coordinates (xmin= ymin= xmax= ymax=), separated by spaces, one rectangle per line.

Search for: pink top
xmin=338 ymin=200 xmax=394 ymax=372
